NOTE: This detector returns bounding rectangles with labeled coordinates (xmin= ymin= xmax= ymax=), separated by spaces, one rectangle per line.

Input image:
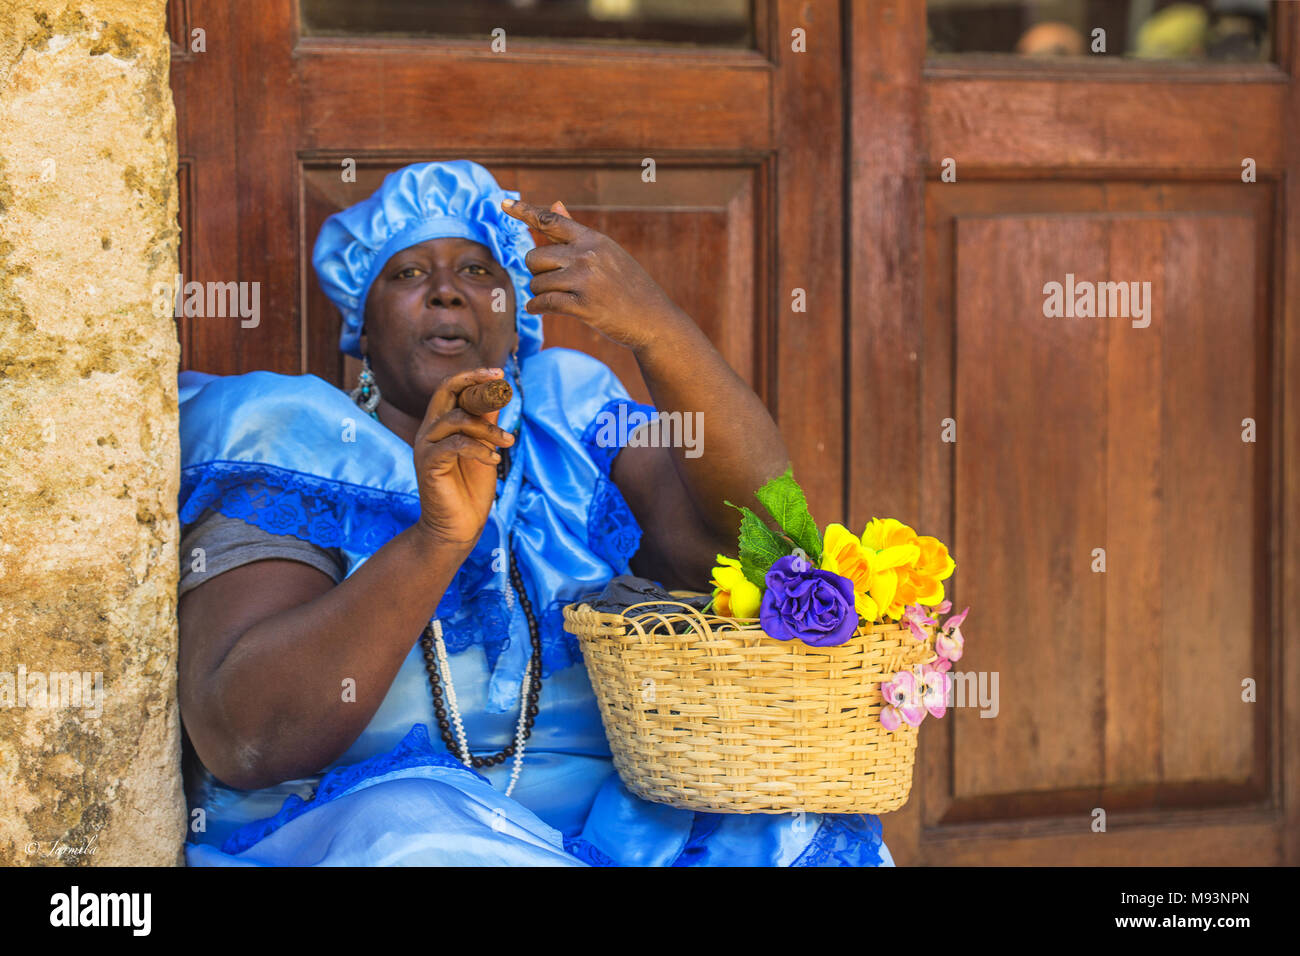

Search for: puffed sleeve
xmin=517 ymin=347 xmax=657 ymax=478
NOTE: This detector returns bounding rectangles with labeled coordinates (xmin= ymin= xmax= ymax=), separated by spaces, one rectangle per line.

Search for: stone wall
xmin=0 ymin=1 xmax=184 ymax=865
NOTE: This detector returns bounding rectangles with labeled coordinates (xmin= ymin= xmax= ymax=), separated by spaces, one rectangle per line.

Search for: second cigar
xmin=458 ymin=378 xmax=513 ymax=417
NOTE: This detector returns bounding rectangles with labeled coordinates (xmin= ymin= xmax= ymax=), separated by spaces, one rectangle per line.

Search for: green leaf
xmin=754 ymin=467 xmax=823 ymax=565
xmin=725 ymin=500 xmax=791 ymax=589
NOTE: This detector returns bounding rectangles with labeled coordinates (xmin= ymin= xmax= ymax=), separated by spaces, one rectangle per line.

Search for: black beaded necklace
xmin=420 ymin=446 xmax=542 ymax=769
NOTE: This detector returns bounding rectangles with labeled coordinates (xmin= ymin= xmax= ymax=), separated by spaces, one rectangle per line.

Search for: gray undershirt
xmin=178 ymin=508 xmax=346 ymax=598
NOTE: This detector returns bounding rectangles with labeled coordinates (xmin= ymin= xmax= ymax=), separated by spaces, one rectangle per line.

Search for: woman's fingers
xmin=423 ymin=366 xmax=505 ymax=422
xmin=524 ymin=290 xmax=583 ymax=317
xmin=524 ymin=265 xmax=580 ymax=296
xmin=425 ymin=433 xmax=500 ymax=471
xmin=521 ymin=202 xmax=580 ymax=274
xmin=501 ymin=198 xmax=585 ymax=243
xmin=423 ymin=407 xmax=515 ymax=449
xmin=524 ymin=244 xmax=573 ymax=275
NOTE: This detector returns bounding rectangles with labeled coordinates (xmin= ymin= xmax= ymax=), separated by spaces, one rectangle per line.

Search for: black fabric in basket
xmin=581 ymin=575 xmax=712 ymax=633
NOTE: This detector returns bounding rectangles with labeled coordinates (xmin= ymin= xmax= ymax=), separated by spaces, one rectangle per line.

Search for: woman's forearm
xmin=632 ymin=310 xmax=791 ymax=537
xmin=206 ymin=525 xmax=470 ymax=789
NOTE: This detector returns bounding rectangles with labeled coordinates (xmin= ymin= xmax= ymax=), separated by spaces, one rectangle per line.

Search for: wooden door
xmin=853 ymin=1 xmax=1298 ymax=864
xmin=168 ymin=0 xmax=848 ymax=520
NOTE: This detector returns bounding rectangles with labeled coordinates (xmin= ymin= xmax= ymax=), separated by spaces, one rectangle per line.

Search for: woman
xmin=177 ymin=160 xmax=894 ymax=866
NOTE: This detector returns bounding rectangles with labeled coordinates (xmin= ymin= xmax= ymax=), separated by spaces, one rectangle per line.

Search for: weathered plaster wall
xmin=0 ymin=1 xmax=183 ymax=865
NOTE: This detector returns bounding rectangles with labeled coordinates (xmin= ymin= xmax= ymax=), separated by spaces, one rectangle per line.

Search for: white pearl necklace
xmin=429 ymin=618 xmax=532 ymax=798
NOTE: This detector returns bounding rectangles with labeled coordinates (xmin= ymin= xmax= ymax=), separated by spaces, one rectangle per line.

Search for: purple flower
xmin=759 ymin=554 xmax=858 ymax=647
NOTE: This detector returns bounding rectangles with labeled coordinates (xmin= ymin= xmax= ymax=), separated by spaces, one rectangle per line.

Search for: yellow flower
xmin=820 ymin=524 xmax=917 ymax=622
xmin=900 ymin=535 xmax=955 ymax=608
xmin=710 ymin=555 xmax=761 ymax=618
xmin=861 ymin=517 xmax=918 ymax=553
xmin=861 ymin=518 xmax=954 ymax=617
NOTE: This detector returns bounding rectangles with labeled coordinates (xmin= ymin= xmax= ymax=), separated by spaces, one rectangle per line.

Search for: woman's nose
xmin=427 ymin=274 xmax=466 ymax=308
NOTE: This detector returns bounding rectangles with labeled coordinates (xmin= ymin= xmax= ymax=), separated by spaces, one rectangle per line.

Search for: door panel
xmin=955 ymin=215 xmax=1111 ymax=808
xmin=297 ymin=53 xmax=773 ymax=153
xmin=926 ymin=79 xmax=1287 ymax=171
xmin=917 ymin=180 xmax=1282 ymax=859
xmin=945 ymin=208 xmax=1267 ymax=822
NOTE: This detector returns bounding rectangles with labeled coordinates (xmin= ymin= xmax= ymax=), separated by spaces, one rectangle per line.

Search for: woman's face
xmin=360 ymin=236 xmax=518 ymax=419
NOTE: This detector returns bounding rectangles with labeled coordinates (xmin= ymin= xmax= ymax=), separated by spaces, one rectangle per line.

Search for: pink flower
xmin=880 ymin=670 xmax=926 ymax=730
xmin=902 ymin=604 xmax=936 ymax=642
xmin=920 ymin=663 xmax=951 ymax=718
xmin=935 ymin=605 xmax=969 ymax=664
xmin=936 ymin=627 xmax=964 ymax=663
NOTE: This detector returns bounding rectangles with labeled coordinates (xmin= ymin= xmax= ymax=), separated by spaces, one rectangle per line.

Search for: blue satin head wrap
xmin=312 ymin=160 xmax=542 ymax=361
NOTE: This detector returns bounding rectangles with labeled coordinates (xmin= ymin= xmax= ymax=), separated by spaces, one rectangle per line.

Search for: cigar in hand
xmin=458 ymin=378 xmax=513 ymax=417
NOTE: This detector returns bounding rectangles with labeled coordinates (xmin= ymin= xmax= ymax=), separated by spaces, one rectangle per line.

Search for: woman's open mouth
xmin=422 ymin=332 xmax=473 ymax=356
xmin=421 ymin=329 xmax=473 ymax=358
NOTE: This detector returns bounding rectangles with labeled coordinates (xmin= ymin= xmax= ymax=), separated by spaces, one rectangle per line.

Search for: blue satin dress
xmin=178 ymin=347 xmax=895 ymax=866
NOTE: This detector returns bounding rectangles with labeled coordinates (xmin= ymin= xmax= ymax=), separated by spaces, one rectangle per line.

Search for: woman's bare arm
xmin=612 ymin=316 xmax=791 ymax=590
xmin=178 ymin=525 xmax=471 ymax=791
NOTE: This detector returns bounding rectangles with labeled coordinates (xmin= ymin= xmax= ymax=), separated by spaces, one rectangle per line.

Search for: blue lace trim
xmin=671 ymin=812 xmax=725 ymax=866
xmin=790 ymin=814 xmax=884 ymax=867
xmin=563 ymin=811 xmax=882 ymax=867
xmin=180 ymin=459 xmax=419 ymax=557
xmin=580 ymin=398 xmax=652 ymax=575
xmin=219 ymin=724 xmax=484 ymax=856
xmin=563 ymin=834 xmax=619 ymax=867
xmin=538 ymin=596 xmax=581 ymax=675
xmin=445 ymin=583 xmax=510 ymax=666
xmin=588 ymin=477 xmax=642 ymax=574
xmin=444 ymin=580 xmax=586 ymax=679
xmin=581 ymin=397 xmax=657 ymax=477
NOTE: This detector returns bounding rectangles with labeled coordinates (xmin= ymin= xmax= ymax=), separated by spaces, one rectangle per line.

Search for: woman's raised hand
xmin=502 ymin=198 xmax=688 ymax=354
xmin=412 ymin=366 xmax=515 ymax=549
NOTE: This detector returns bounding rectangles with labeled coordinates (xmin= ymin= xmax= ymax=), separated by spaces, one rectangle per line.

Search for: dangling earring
xmin=351 ymin=354 xmax=381 ymax=420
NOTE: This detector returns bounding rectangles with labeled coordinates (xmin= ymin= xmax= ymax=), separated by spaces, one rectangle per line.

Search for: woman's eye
xmin=464 ymin=264 xmax=490 ymax=276
xmin=395 ymin=266 xmax=422 ymax=279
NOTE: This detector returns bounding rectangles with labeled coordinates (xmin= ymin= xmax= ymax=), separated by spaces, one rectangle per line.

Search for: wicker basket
xmin=563 ymin=596 xmax=937 ymax=814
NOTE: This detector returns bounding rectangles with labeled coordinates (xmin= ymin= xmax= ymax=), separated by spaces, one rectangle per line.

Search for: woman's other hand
xmin=412 ymin=366 xmax=514 ymax=548
xmin=502 ymin=198 xmax=687 ymax=353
